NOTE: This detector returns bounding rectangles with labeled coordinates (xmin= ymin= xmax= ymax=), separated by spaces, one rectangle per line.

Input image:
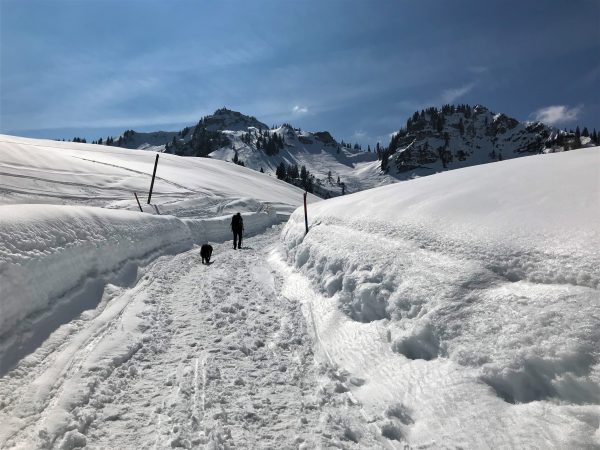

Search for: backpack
xmin=231 ymin=214 xmax=243 ymax=230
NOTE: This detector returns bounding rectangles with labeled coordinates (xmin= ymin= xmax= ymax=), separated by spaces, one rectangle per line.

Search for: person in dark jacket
xmin=231 ymin=212 xmax=244 ymax=249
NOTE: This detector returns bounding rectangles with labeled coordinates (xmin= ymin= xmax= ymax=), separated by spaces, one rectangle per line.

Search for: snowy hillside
xmin=210 ymin=124 xmax=388 ymax=197
xmin=0 ymin=134 xmax=315 ymax=215
xmin=280 ymin=147 xmax=600 ymax=448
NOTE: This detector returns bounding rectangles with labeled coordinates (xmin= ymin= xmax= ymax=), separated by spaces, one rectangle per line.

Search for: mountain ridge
xmin=88 ymin=105 xmax=598 ymax=197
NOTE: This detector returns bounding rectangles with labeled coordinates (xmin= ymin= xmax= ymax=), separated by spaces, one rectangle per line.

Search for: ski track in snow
xmin=0 ymin=227 xmax=389 ymax=449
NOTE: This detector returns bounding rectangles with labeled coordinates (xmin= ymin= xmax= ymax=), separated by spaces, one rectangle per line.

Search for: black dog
xmin=200 ymin=244 xmax=213 ymax=264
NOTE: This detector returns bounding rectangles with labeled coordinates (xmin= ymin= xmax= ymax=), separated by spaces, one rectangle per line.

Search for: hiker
xmin=231 ymin=212 xmax=244 ymax=249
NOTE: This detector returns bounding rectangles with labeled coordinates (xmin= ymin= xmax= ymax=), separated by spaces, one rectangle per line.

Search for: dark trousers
xmin=233 ymin=230 xmax=242 ymax=249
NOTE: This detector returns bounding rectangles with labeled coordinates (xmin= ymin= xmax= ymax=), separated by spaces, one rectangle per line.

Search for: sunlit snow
xmin=0 ymin=134 xmax=598 ymax=448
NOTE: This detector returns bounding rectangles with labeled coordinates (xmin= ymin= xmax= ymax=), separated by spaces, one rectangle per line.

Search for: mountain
xmin=107 ymin=105 xmax=597 ymax=197
xmin=113 ymin=108 xmax=390 ymax=198
xmin=380 ymin=104 xmax=596 ymax=177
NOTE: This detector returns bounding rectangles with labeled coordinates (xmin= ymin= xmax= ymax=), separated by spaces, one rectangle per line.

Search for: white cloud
xmin=292 ymin=105 xmax=308 ymax=114
xmin=441 ymin=83 xmax=474 ymax=104
xmin=532 ymin=105 xmax=582 ymax=126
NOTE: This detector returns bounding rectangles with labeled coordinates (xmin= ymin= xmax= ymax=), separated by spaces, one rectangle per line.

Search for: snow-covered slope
xmin=280 ymin=147 xmax=600 ymax=448
xmin=210 ymin=124 xmax=388 ymax=196
xmin=0 ymin=134 xmax=315 ymax=215
xmin=0 ymin=134 xmax=316 ymax=347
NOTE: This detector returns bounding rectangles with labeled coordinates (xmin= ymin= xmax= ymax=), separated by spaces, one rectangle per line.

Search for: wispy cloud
xmin=396 ymin=82 xmax=476 ymax=114
xmin=292 ymin=105 xmax=308 ymax=114
xmin=532 ymin=105 xmax=582 ymax=126
xmin=441 ymin=83 xmax=474 ymax=104
xmin=582 ymin=63 xmax=600 ymax=85
xmin=468 ymin=66 xmax=488 ymax=74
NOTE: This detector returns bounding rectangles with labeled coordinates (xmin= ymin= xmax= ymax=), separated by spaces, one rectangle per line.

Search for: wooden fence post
xmin=134 ymin=192 xmax=143 ymax=212
xmin=147 ymin=153 xmax=159 ymax=204
xmin=303 ymin=192 xmax=309 ymax=235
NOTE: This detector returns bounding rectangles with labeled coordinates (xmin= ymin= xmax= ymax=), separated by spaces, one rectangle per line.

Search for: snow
xmin=0 ymin=134 xmax=317 ymax=216
xmin=0 ymin=205 xmax=192 ymax=342
xmin=0 ymin=133 xmax=315 ymax=320
xmin=280 ymin=147 xmax=600 ymax=448
xmin=210 ymin=125 xmax=389 ymax=197
xmin=1 ymin=130 xmax=598 ymax=449
xmin=0 ymin=230 xmax=385 ymax=449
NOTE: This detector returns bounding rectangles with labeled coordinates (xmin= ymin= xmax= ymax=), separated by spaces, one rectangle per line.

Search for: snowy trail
xmin=0 ymin=227 xmax=385 ymax=449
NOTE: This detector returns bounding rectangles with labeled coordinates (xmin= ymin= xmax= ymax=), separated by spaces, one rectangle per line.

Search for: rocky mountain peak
xmin=380 ymin=104 xmax=593 ymax=176
xmin=202 ymin=108 xmax=268 ymax=132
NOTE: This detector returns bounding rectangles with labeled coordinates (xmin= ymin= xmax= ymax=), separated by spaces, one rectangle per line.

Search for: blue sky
xmin=1 ymin=0 xmax=599 ymax=146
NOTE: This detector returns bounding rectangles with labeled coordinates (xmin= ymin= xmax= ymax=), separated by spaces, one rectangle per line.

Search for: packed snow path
xmin=0 ymin=227 xmax=388 ymax=449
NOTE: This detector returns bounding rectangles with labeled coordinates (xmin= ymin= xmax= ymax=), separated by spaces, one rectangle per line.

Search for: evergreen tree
xmin=260 ymin=167 xmax=264 ymax=173
xmin=380 ymin=151 xmax=390 ymax=171
xmin=443 ymin=132 xmax=450 ymax=147
xmin=300 ymin=165 xmax=308 ymax=182
xmin=288 ymin=164 xmax=299 ymax=179
xmin=436 ymin=116 xmax=444 ymax=133
xmin=582 ymin=127 xmax=589 ymax=137
xmin=305 ymin=175 xmax=314 ymax=193
xmin=276 ymin=162 xmax=286 ymax=180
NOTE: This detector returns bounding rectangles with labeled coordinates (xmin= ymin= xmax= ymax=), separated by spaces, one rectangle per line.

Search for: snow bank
xmin=0 ymin=204 xmax=193 ymax=338
xmin=281 ymin=148 xmax=600 ymax=446
xmin=0 ymin=202 xmax=286 ymax=345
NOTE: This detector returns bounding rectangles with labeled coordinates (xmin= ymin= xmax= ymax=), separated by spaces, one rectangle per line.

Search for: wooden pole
xmin=134 ymin=192 xmax=143 ymax=212
xmin=303 ymin=192 xmax=309 ymax=235
xmin=147 ymin=154 xmax=159 ymax=204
